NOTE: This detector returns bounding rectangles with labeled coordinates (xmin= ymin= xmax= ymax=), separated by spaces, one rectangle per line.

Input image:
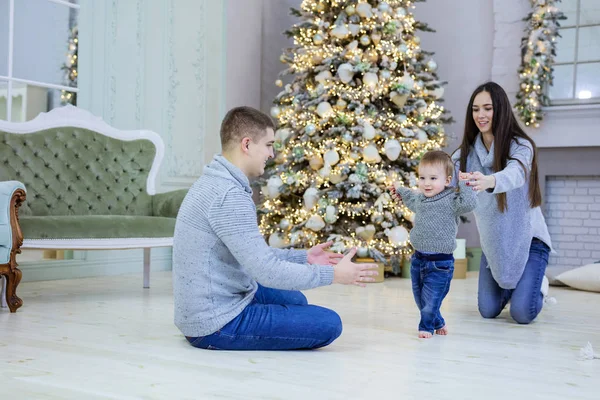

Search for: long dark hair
xmin=455 ymin=82 xmax=541 ymax=212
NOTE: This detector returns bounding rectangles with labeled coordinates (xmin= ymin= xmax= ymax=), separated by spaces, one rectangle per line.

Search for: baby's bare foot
xmin=435 ymin=326 xmax=448 ymax=335
xmin=418 ymin=331 xmax=433 ymax=339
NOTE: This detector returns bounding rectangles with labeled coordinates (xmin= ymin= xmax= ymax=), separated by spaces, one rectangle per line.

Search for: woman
xmin=453 ymin=81 xmax=552 ymax=324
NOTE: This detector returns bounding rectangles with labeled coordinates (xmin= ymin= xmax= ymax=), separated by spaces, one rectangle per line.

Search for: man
xmin=173 ymin=106 xmax=378 ymax=350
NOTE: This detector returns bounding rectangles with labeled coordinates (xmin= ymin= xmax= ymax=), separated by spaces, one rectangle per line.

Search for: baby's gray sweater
xmin=395 ymin=180 xmax=477 ymax=254
xmin=172 ymin=155 xmax=334 ymax=337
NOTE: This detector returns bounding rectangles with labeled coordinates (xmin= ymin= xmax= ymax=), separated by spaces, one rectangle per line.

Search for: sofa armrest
xmin=1 ymin=181 xmax=27 ymax=260
xmin=151 ymin=189 xmax=188 ymax=218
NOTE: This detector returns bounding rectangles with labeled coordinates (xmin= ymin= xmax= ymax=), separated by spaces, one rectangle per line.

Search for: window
xmin=550 ymin=0 xmax=600 ymax=105
xmin=0 ymin=0 xmax=79 ymax=122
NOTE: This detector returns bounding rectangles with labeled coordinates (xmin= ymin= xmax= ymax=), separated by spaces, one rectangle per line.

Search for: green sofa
xmin=0 ymin=106 xmax=187 ymax=312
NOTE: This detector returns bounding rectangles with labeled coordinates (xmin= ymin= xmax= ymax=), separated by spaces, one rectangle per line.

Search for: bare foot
xmin=418 ymin=331 xmax=433 ymax=339
xmin=435 ymin=326 xmax=448 ymax=335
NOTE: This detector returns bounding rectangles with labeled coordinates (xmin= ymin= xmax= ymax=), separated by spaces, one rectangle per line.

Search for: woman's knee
xmin=510 ymin=303 xmax=538 ymax=324
xmin=478 ymin=304 xmax=503 ymax=319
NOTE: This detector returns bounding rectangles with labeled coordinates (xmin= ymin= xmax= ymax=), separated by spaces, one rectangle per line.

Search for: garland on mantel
xmin=515 ymin=0 xmax=566 ymax=128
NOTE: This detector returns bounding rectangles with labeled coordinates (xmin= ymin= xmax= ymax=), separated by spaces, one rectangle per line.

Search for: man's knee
xmin=317 ymin=309 xmax=343 ymax=347
xmin=294 ymin=291 xmax=308 ymax=306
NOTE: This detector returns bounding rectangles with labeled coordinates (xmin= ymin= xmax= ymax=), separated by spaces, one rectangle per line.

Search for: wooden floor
xmin=1 ymin=271 xmax=599 ymax=399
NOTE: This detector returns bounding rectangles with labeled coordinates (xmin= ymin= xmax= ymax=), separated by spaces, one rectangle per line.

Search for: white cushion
xmin=555 ymin=263 xmax=600 ymax=293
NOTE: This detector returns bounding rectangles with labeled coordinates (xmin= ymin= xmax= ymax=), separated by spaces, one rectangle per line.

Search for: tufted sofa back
xmin=0 ymin=127 xmax=156 ymax=217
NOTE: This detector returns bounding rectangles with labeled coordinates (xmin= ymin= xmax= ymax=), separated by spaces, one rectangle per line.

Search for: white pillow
xmin=555 ymin=263 xmax=600 ymax=293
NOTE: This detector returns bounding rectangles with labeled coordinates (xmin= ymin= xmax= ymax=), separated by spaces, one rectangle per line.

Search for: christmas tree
xmin=61 ymin=25 xmax=78 ymax=105
xmin=258 ymin=0 xmax=451 ymax=268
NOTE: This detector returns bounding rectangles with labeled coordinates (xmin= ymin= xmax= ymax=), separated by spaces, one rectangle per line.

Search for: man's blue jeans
xmin=411 ymin=252 xmax=454 ymax=334
xmin=478 ymin=238 xmax=550 ymax=324
xmin=186 ymin=284 xmax=342 ymax=350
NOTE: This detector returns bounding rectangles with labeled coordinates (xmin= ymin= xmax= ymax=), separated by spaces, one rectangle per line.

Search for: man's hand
xmin=333 ymin=248 xmax=379 ymax=287
xmin=307 ymin=241 xmax=344 ymax=265
xmin=458 ymin=171 xmax=495 ymax=192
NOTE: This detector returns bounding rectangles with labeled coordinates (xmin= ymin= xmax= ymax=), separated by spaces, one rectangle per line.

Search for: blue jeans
xmin=478 ymin=238 xmax=550 ymax=324
xmin=411 ymin=252 xmax=454 ymax=333
xmin=186 ymin=284 xmax=342 ymax=350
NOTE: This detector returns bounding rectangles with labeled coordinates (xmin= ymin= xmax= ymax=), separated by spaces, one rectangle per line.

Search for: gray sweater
xmin=452 ymin=134 xmax=553 ymax=289
xmin=396 ymin=181 xmax=477 ymax=254
xmin=172 ymin=155 xmax=334 ymax=337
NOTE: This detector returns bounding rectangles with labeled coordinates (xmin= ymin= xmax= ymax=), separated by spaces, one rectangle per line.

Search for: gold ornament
xmin=275 ymin=79 xmax=283 ymax=87
xmin=366 ymin=49 xmax=378 ymax=63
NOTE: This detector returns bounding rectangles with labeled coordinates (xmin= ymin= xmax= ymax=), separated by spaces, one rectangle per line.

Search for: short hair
xmin=220 ymin=106 xmax=275 ymax=150
xmin=419 ymin=150 xmax=454 ymax=178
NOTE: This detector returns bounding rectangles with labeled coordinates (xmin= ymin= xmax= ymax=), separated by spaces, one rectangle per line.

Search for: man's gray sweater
xmin=172 ymin=155 xmax=334 ymax=337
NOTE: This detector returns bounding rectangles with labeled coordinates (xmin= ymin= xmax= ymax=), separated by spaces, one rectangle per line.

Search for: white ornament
xmin=384 ymin=139 xmax=401 ymax=161
xmin=363 ymin=122 xmax=376 ymax=140
xmin=270 ymin=106 xmax=281 ymax=118
xmin=362 ymin=72 xmax=378 ymax=91
xmin=315 ymin=70 xmax=332 ymax=84
xmin=275 ymin=128 xmax=291 ymax=143
xmin=357 ymin=247 xmax=369 ymax=257
xmin=386 ymin=226 xmax=409 ymax=244
xmin=345 ymin=5 xmax=356 ymax=15
xmin=416 ymin=100 xmax=427 ymax=113
xmin=331 ymin=25 xmax=350 ymax=39
xmin=427 ymin=59 xmax=438 ymax=71
xmin=356 ymin=224 xmax=376 ymax=241
xmin=316 ymin=101 xmax=334 ymax=119
xmin=279 ymin=218 xmax=291 ymax=230
xmin=303 ymin=187 xmax=319 ymax=210
xmin=325 ymin=205 xmax=338 ymax=224
xmin=338 ymin=63 xmax=355 ymax=84
xmin=360 ymin=35 xmax=371 ymax=46
xmin=378 ymin=2 xmax=390 ymax=12
xmin=390 ymin=91 xmax=408 ymax=107
xmin=266 ymin=176 xmax=283 ymax=198
xmin=396 ymin=7 xmax=407 ymax=17
xmin=432 ymin=87 xmax=444 ymax=99
xmin=348 ymin=24 xmax=361 ymax=36
xmin=319 ymin=163 xmax=331 ymax=179
xmin=290 ymin=231 xmax=301 ymax=245
xmin=306 ymin=215 xmax=326 ymax=232
xmin=324 ymin=149 xmax=340 ymax=166
xmin=399 ymin=73 xmax=415 ymax=89
xmin=363 ymin=144 xmax=382 ymax=163
xmin=269 ymin=233 xmax=288 ymax=248
xmin=416 ymin=128 xmax=428 ymax=143
xmin=356 ymin=2 xmax=373 ymax=18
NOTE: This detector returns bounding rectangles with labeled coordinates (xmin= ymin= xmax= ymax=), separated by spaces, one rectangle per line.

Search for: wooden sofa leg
xmin=4 ymin=269 xmax=23 ymax=312
xmin=3 ymin=188 xmax=26 ymax=312
xmin=143 ymin=248 xmax=151 ymax=289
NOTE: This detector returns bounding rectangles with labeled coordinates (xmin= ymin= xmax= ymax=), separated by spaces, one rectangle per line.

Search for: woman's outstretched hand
xmin=459 ymin=171 xmax=496 ymax=192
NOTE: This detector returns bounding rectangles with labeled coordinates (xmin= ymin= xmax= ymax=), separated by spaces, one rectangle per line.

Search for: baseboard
xmin=17 ymin=248 xmax=173 ymax=282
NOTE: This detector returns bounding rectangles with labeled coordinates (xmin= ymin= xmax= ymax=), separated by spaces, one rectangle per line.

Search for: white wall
xmin=78 ymin=0 xmax=226 ymax=191
xmin=225 ymin=0 xmax=263 ymax=111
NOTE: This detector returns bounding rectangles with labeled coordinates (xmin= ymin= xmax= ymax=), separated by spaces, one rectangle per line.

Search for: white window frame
xmin=550 ymin=0 xmax=600 ymax=106
xmin=1 ymin=0 xmax=80 ymax=121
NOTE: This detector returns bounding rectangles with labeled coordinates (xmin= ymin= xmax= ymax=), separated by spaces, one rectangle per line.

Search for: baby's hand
xmin=388 ymin=186 xmax=402 ymax=203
